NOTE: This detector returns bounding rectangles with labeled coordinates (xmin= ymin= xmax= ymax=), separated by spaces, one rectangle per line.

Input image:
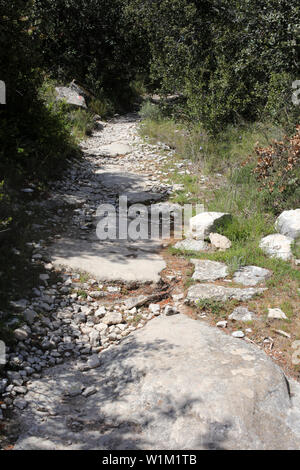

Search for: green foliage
xmin=32 ymin=0 xmax=150 ymax=108
xmin=129 ymin=0 xmax=300 ymax=131
xmin=292 ymin=238 xmax=300 ymax=259
xmin=0 ymin=2 xmax=79 ymax=186
xmin=196 ymin=298 xmax=226 ymax=316
xmin=139 ymin=101 xmax=163 ymax=121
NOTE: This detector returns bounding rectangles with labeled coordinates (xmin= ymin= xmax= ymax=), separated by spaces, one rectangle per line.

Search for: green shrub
xmin=139 ymin=101 xmax=163 ymax=121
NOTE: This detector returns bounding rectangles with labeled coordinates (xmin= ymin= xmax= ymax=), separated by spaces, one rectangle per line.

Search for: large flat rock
xmin=100 ymin=142 xmax=133 ymax=157
xmin=174 ymin=239 xmax=210 ymax=252
xmin=186 ymin=283 xmax=266 ymax=303
xmin=233 ymin=266 xmax=272 ymax=286
xmin=14 ymin=315 xmax=300 ymax=450
xmin=191 ymin=259 xmax=228 ymax=282
xmin=51 ymin=237 xmax=166 ymax=283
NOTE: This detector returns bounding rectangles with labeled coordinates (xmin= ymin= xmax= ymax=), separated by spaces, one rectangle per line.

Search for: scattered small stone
xmin=107 ymin=286 xmax=121 ymax=293
xmin=14 ymin=327 xmax=30 ymax=341
xmin=232 ymin=331 xmax=245 ymax=338
xmin=78 ymin=354 xmax=101 ymax=371
xmin=95 ymin=306 xmax=106 ymax=318
xmin=164 ymin=305 xmax=179 ymax=316
xmin=148 ymin=303 xmax=160 ymax=316
xmin=216 ymin=321 xmax=227 ymax=328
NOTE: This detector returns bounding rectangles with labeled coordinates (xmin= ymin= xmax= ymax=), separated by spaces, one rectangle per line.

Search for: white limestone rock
xmin=189 ymin=212 xmax=231 ymax=239
xmin=259 ymin=234 xmax=293 ymax=261
xmin=275 ymin=209 xmax=300 ymax=240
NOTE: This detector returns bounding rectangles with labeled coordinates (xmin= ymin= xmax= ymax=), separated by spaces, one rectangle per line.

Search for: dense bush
xmin=127 ymin=0 xmax=300 ymax=131
xmin=32 ymin=0 xmax=150 ymax=108
xmin=0 ymin=1 xmax=78 ymax=185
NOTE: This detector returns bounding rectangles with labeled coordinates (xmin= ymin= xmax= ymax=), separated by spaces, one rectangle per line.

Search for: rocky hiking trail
xmin=1 ymin=114 xmax=300 ymax=450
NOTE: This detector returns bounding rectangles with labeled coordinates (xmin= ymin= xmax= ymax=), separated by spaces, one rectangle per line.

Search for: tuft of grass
xmin=196 ymin=298 xmax=240 ymax=318
xmin=89 ymin=97 xmax=114 ymax=119
xmin=79 ymin=273 xmax=90 ymax=283
xmin=280 ymin=301 xmax=294 ymax=319
xmin=139 ymin=101 xmax=163 ymax=121
xmin=77 ymin=290 xmax=88 ymax=299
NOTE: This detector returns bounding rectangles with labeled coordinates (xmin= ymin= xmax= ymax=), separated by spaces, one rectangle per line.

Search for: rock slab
xmin=233 ymin=266 xmax=272 ymax=286
xmin=14 ymin=315 xmax=300 ymax=450
xmin=186 ymin=284 xmax=266 ymax=303
xmin=191 ymin=259 xmax=228 ymax=282
xmin=174 ymin=239 xmax=210 ymax=252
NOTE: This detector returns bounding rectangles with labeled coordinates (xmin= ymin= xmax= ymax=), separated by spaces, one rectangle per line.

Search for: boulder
xmin=259 ymin=234 xmax=293 ymax=261
xmin=191 ymin=259 xmax=228 ymax=282
xmin=186 ymin=284 xmax=266 ymax=304
xmin=233 ymin=266 xmax=272 ymax=286
xmin=13 ymin=315 xmax=300 ymax=450
xmin=55 ymin=86 xmax=87 ymax=108
xmin=275 ymin=209 xmax=300 ymax=240
xmin=189 ymin=212 xmax=231 ymax=239
xmin=209 ymin=233 xmax=232 ymax=250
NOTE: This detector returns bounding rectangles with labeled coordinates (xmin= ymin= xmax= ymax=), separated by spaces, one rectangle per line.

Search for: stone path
xmin=2 ymin=114 xmax=300 ymax=450
xmin=49 ymin=114 xmax=174 ymax=283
